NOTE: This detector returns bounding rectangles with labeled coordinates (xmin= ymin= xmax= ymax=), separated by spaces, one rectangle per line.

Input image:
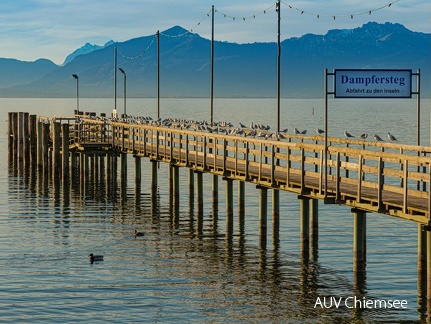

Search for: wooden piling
xmin=212 ymin=174 xmax=218 ymax=209
xmin=29 ymin=115 xmax=37 ymax=166
xmin=196 ymin=171 xmax=203 ymax=215
xmin=151 ymin=160 xmax=157 ymax=194
xmin=226 ymin=178 xmax=234 ymax=237
xmin=299 ymin=196 xmax=310 ymax=260
xmin=17 ymin=112 xmax=24 ymax=166
xmin=7 ymin=112 xmax=14 ymax=166
xmin=62 ymin=123 xmax=70 ymax=181
xmin=188 ymin=168 xmax=194 ymax=197
xmin=135 ymin=156 xmax=141 ymax=185
xmin=173 ymin=165 xmax=180 ymax=205
xmin=419 ymin=224 xmax=427 ymax=274
xmin=238 ymin=180 xmax=245 ymax=236
xmin=52 ymin=122 xmax=61 ymax=179
xmin=36 ymin=120 xmax=43 ymax=170
xmin=23 ymin=112 xmax=30 ymax=167
xmin=42 ymin=123 xmax=50 ymax=174
xmin=272 ymin=189 xmax=280 ymax=248
xmin=310 ymin=198 xmax=319 ymax=260
xmin=259 ymin=186 xmax=268 ymax=249
xmin=353 ymin=209 xmax=366 ymax=273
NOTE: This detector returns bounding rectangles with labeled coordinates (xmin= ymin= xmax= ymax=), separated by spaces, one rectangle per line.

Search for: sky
xmin=0 ymin=0 xmax=430 ymax=65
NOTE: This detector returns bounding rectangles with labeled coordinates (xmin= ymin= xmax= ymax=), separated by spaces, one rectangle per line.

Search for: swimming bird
xmin=344 ymin=131 xmax=354 ymax=138
xmin=373 ymin=134 xmax=384 ymax=141
xmin=316 ymin=128 xmax=324 ymax=135
xmin=387 ymin=133 xmax=398 ymax=142
xmin=359 ymin=133 xmax=368 ymax=140
xmin=134 ymin=229 xmax=144 ymax=237
xmin=89 ymin=253 xmax=104 ymax=262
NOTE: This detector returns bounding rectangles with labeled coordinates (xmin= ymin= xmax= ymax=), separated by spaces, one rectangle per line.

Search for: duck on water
xmin=89 ymin=253 xmax=104 ymax=263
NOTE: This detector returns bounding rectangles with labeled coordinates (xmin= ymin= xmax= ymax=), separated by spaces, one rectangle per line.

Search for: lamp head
xmin=72 ymin=74 xmax=78 ymax=79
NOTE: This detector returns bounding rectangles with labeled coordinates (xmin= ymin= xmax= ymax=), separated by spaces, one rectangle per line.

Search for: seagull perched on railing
xmin=387 ymin=133 xmax=398 ymax=142
xmin=373 ymin=134 xmax=384 ymax=141
xmin=316 ymin=128 xmax=324 ymax=134
xmin=344 ymin=131 xmax=354 ymax=138
xmin=359 ymin=133 xmax=368 ymax=140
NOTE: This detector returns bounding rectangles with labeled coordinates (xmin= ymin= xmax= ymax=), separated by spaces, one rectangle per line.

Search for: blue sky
xmin=0 ymin=0 xmax=429 ymax=65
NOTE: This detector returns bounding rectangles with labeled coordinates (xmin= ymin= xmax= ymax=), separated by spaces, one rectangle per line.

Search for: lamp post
xmin=72 ymin=74 xmax=79 ymax=114
xmin=118 ymin=68 xmax=126 ymax=116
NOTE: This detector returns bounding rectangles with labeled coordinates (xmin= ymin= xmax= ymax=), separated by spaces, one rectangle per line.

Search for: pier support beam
xmin=426 ymin=231 xmax=431 ymax=322
xmin=212 ymin=174 xmax=218 ymax=210
xmin=299 ymin=196 xmax=310 ymax=260
xmin=61 ymin=124 xmax=70 ymax=182
xmin=134 ymin=156 xmax=141 ymax=185
xmin=52 ymin=122 xmax=61 ymax=180
xmin=196 ymin=171 xmax=203 ymax=216
xmin=225 ymin=178 xmax=234 ymax=238
xmin=151 ymin=160 xmax=158 ymax=194
xmin=259 ymin=186 xmax=268 ymax=250
xmin=238 ymin=180 xmax=245 ymax=235
xmin=419 ymin=224 xmax=427 ymax=275
xmin=353 ymin=209 xmax=366 ymax=278
xmin=272 ymin=189 xmax=280 ymax=248
xmin=310 ymin=198 xmax=319 ymax=260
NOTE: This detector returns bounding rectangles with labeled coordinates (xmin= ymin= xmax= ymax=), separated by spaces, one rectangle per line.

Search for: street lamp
xmin=118 ymin=68 xmax=126 ymax=116
xmin=72 ymin=74 xmax=79 ymax=115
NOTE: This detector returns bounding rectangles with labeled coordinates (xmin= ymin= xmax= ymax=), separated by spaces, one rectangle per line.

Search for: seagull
xmin=301 ymin=129 xmax=307 ymax=135
xmin=89 ymin=253 xmax=104 ymax=263
xmin=239 ymin=122 xmax=247 ymax=128
xmin=373 ymin=134 xmax=384 ymax=141
xmin=387 ymin=133 xmax=398 ymax=142
xmin=359 ymin=133 xmax=368 ymax=140
xmin=281 ymin=128 xmax=288 ymax=133
xmin=316 ymin=128 xmax=324 ymax=135
xmin=294 ymin=128 xmax=300 ymax=134
xmin=344 ymin=131 xmax=355 ymax=138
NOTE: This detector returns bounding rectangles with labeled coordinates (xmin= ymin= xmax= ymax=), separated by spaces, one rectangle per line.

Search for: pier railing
xmin=65 ymin=116 xmax=431 ymax=224
xmin=9 ymin=113 xmax=431 ymax=225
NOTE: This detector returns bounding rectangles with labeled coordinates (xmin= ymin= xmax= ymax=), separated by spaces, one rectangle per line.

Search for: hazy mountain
xmin=0 ymin=22 xmax=429 ymax=98
xmin=63 ymin=40 xmax=115 ymax=65
xmin=0 ymin=58 xmax=58 ymax=88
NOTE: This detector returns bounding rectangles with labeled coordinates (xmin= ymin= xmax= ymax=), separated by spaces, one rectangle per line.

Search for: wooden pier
xmin=7 ymin=111 xmax=431 ymax=307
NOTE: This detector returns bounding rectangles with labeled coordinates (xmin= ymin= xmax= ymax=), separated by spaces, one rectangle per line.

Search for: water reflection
xmin=5 ymin=150 xmax=421 ymax=323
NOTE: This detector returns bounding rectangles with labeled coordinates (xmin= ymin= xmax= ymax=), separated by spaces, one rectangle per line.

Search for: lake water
xmin=0 ymin=97 xmax=430 ymax=323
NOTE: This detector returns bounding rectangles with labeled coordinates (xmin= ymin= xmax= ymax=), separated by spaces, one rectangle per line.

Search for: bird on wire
xmin=387 ymin=133 xmax=398 ymax=142
xmin=373 ymin=134 xmax=384 ymax=141
xmin=344 ymin=131 xmax=354 ymax=138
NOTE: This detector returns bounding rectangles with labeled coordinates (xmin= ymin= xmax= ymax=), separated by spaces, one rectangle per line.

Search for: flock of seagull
xmin=80 ymin=114 xmax=399 ymax=142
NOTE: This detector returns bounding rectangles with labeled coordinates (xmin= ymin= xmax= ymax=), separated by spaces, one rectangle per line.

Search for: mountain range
xmin=0 ymin=22 xmax=429 ymax=98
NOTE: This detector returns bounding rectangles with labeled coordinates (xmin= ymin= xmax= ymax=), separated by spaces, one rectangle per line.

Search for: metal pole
xmin=76 ymin=77 xmax=79 ymax=113
xmin=123 ymin=73 xmax=126 ymax=116
xmin=276 ymin=0 xmax=281 ymax=133
xmin=324 ymin=68 xmax=328 ymax=198
xmin=157 ymin=30 xmax=160 ymax=119
xmin=210 ymin=5 xmax=214 ymax=124
xmin=417 ymin=68 xmax=421 ymax=146
xmin=114 ymin=45 xmax=117 ymax=112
